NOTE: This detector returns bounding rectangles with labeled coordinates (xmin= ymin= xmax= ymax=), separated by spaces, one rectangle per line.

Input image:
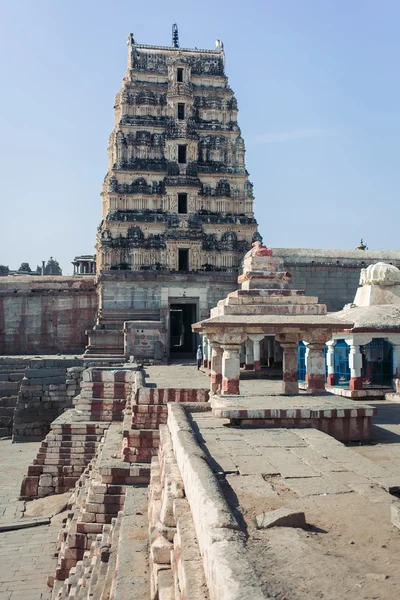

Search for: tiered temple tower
xmin=87 ymin=30 xmax=259 ymax=360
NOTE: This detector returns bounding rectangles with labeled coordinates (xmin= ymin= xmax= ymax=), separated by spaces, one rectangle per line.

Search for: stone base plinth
xmin=211 ymin=394 xmax=376 ymax=442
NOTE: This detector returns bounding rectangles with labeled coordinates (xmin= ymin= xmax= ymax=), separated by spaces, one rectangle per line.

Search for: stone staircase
xmin=121 ymin=375 xmax=209 ymax=466
xmin=20 ymin=366 xmax=138 ymax=500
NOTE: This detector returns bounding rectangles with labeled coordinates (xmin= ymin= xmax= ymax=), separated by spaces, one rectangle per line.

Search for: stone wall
xmin=0 ymin=357 xmax=26 ymax=436
xmin=273 ymin=248 xmax=400 ymax=311
xmin=0 ymin=276 xmax=97 ymax=355
xmin=13 ymin=358 xmax=84 ymax=442
xmin=124 ymin=320 xmax=164 ymax=361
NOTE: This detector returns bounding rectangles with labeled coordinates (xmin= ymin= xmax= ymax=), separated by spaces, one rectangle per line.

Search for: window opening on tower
xmin=178 ymin=248 xmax=189 ymax=271
xmin=177 ymin=103 xmax=185 ymax=120
xmin=178 ymin=193 xmax=188 ymax=214
xmin=178 ymin=145 xmax=187 ymax=164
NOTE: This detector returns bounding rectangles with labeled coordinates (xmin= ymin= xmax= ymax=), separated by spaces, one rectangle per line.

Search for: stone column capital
xmin=213 ymin=332 xmax=248 ymax=346
xmin=279 ymin=341 xmax=298 ymax=350
xmin=220 ymin=343 xmax=242 ymax=353
xmin=306 ymin=342 xmax=327 ymax=352
xmin=248 ymin=334 xmax=265 ymax=343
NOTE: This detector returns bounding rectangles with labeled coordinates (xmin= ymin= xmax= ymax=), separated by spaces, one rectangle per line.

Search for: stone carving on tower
xmin=96 ymin=33 xmax=258 ymax=274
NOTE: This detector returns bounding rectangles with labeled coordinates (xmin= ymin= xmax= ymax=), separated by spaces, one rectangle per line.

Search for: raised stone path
xmin=0 ymin=440 xmax=58 ymax=600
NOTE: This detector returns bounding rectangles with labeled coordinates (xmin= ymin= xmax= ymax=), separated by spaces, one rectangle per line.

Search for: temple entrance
xmin=169 ymin=302 xmax=197 ymax=357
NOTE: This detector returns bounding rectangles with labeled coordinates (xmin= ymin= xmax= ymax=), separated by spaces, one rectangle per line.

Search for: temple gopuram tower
xmin=87 ymin=29 xmax=259 ymax=360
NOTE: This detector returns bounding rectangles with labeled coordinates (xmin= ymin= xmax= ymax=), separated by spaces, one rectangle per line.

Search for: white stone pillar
xmin=267 ymin=337 xmax=274 ymax=366
xmin=211 ymin=342 xmax=223 ymax=394
xmin=202 ymin=336 xmax=208 ymax=368
xmin=207 ymin=339 xmax=212 ymax=369
xmin=244 ymin=338 xmax=254 ymax=370
xmin=347 ymin=341 xmax=363 ymax=391
xmin=326 ymin=340 xmax=336 ymax=386
xmin=248 ymin=334 xmax=264 ymax=371
xmin=391 ymin=343 xmax=400 ymax=391
xmin=391 ymin=344 xmax=400 ymax=377
xmin=221 ymin=344 xmax=241 ymax=395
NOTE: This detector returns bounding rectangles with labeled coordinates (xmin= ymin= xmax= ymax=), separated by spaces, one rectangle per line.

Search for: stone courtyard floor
xmin=1 ymin=363 xmax=400 ymax=599
xmin=0 ymin=440 xmax=58 ymax=600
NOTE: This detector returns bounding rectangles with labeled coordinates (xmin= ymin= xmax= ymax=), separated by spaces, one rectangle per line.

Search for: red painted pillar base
xmin=203 ymin=359 xmax=207 ymax=368
xmin=221 ymin=377 xmax=240 ymax=395
xmin=350 ymin=377 xmax=363 ymax=390
xmin=254 ymin=360 xmax=261 ymax=372
xmin=244 ymin=364 xmax=254 ymax=370
xmin=207 ymin=360 xmax=212 ymax=370
xmin=211 ymin=373 xmax=222 ymax=393
xmin=306 ymin=374 xmax=325 ymax=393
xmin=326 ymin=373 xmax=335 ymax=386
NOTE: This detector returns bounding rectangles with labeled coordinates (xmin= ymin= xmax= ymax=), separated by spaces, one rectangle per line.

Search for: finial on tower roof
xmin=357 ymin=239 xmax=367 ymax=251
xmin=172 ymin=24 xmax=179 ymax=48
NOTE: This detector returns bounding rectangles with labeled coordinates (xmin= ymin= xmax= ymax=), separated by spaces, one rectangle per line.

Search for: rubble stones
xmin=255 ymin=507 xmax=306 ymax=530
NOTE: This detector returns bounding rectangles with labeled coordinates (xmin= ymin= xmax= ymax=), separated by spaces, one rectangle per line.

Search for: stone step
xmin=385 ymin=392 xmax=400 ymax=402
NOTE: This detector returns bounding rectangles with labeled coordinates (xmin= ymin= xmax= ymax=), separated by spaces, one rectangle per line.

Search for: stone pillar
xmin=267 ymin=337 xmax=274 ymax=366
xmin=244 ymin=338 xmax=254 ymax=370
xmin=221 ymin=344 xmax=241 ymax=395
xmin=392 ymin=344 xmax=400 ymax=379
xmin=202 ymin=337 xmax=208 ymax=368
xmin=249 ymin=334 xmax=264 ymax=371
xmin=305 ymin=343 xmax=326 ymax=394
xmin=280 ymin=342 xmax=299 ymax=394
xmin=210 ymin=343 xmax=223 ymax=394
xmin=348 ymin=343 xmax=363 ymax=390
xmin=207 ymin=340 xmax=212 ymax=370
xmin=326 ymin=341 xmax=336 ymax=386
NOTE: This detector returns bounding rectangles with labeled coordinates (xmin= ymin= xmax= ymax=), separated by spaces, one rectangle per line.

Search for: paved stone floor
xmin=352 ymin=399 xmax=400 ymax=476
xmin=189 ymin=409 xmax=400 ymax=599
xmin=0 ymin=440 xmax=58 ymax=600
xmin=146 ymin=361 xmax=210 ymax=388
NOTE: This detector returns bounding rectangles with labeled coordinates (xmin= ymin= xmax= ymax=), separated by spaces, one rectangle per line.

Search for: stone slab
xmin=284 ymin=476 xmax=352 ymax=497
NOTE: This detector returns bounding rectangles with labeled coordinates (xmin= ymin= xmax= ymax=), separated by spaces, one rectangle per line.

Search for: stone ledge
xmin=167 ymin=403 xmax=265 ymax=600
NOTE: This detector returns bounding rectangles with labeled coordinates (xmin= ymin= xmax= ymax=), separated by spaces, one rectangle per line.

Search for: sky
xmin=1 ymin=0 xmax=399 ymax=275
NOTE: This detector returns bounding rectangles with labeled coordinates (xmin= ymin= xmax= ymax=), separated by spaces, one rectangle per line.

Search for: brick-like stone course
xmin=13 ymin=359 xmax=84 ymax=442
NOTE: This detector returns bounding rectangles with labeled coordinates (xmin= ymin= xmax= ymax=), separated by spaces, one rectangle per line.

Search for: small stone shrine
xmin=193 ymin=241 xmax=353 ymax=395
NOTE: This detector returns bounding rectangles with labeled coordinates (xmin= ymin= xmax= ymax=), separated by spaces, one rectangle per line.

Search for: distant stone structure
xmin=87 ymin=33 xmax=259 ymax=359
xmin=72 ymin=254 xmax=96 ymax=275
xmin=0 ymin=257 xmax=62 ymax=277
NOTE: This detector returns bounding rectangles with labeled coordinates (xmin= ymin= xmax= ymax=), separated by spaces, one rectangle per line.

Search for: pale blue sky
xmin=1 ymin=0 xmax=399 ymax=274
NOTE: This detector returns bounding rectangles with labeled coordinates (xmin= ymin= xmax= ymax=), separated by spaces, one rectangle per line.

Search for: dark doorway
xmin=178 ymin=193 xmax=188 ymax=214
xmin=178 ymin=248 xmax=189 ymax=271
xmin=177 ymin=68 xmax=183 ymax=82
xmin=169 ymin=303 xmax=197 ymax=356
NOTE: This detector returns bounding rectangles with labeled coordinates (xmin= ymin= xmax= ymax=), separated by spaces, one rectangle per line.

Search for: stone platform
xmin=211 ymin=390 xmax=376 ymax=441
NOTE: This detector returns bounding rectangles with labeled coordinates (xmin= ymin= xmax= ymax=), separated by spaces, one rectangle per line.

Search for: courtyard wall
xmin=0 ymin=276 xmax=97 ymax=355
xmin=274 ymin=249 xmax=400 ymax=311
